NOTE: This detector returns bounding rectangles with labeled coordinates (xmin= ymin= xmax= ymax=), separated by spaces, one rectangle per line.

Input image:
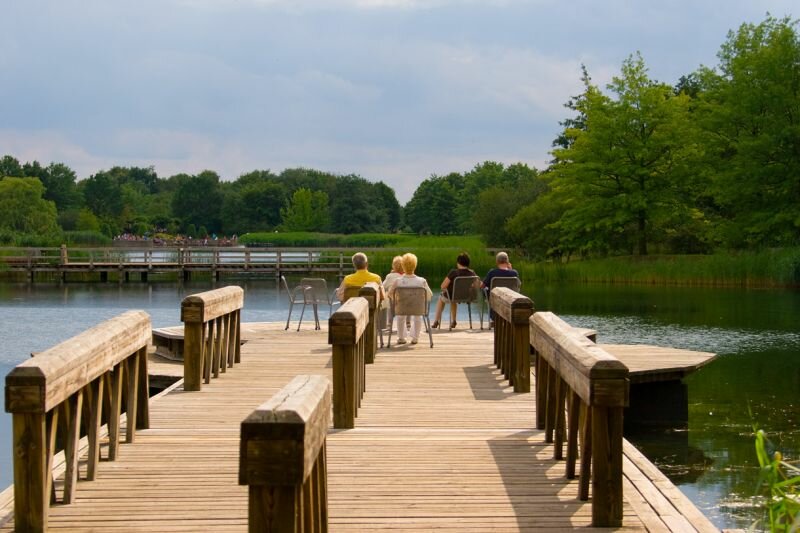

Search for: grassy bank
xmin=519 ymin=249 xmax=800 ymax=288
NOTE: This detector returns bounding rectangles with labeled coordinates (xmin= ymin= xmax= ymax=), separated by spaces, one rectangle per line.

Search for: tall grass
xmin=518 ymin=249 xmax=800 ymax=288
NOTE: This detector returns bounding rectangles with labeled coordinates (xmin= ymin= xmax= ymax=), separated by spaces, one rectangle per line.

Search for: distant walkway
xmin=0 ymin=324 xmax=717 ymax=531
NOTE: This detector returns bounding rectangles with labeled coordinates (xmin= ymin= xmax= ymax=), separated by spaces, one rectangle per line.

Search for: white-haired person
xmin=481 ymin=251 xmax=520 ymax=326
xmin=335 ymin=252 xmax=385 ymax=302
xmin=388 ymin=253 xmax=432 ymax=345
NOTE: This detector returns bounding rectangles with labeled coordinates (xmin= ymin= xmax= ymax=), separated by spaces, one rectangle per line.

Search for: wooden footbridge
xmin=2 ymin=285 xmax=719 ymax=532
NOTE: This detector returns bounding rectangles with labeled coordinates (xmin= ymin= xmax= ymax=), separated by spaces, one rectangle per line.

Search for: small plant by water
xmin=754 ymin=429 xmax=800 ymax=531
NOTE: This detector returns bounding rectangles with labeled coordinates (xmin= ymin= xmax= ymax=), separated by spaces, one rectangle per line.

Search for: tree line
xmin=0 ymin=160 xmax=402 ymax=242
xmin=2 ymin=15 xmax=797 ymax=258
xmin=406 ymin=15 xmax=800 ymax=258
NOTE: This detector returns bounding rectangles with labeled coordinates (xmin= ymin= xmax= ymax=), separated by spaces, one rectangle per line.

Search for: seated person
xmin=382 ymin=255 xmax=404 ymax=293
xmin=335 ymin=252 xmax=385 ymax=302
xmin=482 ymin=251 xmax=520 ymax=325
xmin=431 ymin=252 xmax=477 ymax=329
xmin=388 ymin=253 xmax=432 ymax=345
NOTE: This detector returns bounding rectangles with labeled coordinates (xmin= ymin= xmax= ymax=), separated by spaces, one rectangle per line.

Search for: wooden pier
xmin=0 ymin=246 xmax=363 ymax=281
xmin=1 ymin=289 xmax=720 ymax=532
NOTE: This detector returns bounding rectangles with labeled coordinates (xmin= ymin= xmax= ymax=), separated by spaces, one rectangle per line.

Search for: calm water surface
xmin=0 ymin=280 xmax=798 ymax=529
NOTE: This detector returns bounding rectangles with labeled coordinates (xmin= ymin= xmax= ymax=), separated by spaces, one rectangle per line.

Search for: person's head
xmin=496 ymin=251 xmax=509 ymax=265
xmin=352 ymin=252 xmax=368 ymax=270
xmin=401 ymin=253 xmax=418 ymax=275
xmin=456 ymin=252 xmax=470 ymax=268
xmin=391 ymin=255 xmax=403 ymax=273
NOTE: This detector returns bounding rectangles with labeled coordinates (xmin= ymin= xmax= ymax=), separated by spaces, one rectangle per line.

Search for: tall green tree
xmin=171 ymin=171 xmax=223 ymax=233
xmin=550 ymin=54 xmax=704 ymax=255
xmin=0 ymin=178 xmax=59 ymax=235
xmin=0 ymin=155 xmax=23 ymax=177
xmin=697 ymin=15 xmax=800 ymax=247
xmin=404 ymin=173 xmax=464 ymax=234
xmin=280 ymin=188 xmax=330 ymax=231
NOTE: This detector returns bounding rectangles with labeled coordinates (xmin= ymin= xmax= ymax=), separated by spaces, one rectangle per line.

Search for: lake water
xmin=0 ymin=279 xmax=798 ymax=529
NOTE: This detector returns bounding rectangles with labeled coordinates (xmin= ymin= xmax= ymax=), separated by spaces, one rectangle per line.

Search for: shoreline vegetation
xmin=1 ymin=232 xmax=798 ymax=288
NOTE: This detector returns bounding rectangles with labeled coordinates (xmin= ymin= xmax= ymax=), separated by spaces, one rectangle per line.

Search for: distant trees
xmin=0 ymin=178 xmax=59 ymax=235
xmin=280 ymin=188 xmax=330 ymax=231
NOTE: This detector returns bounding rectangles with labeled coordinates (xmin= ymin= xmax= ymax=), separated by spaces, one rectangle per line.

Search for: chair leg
xmin=425 ymin=317 xmax=433 ymax=348
xmin=387 ymin=316 xmax=393 ymax=348
xmin=312 ymin=304 xmax=320 ymax=330
xmin=468 ymin=303 xmax=473 ymax=329
xmin=297 ymin=303 xmax=306 ymax=331
xmin=285 ymin=301 xmax=294 ymax=330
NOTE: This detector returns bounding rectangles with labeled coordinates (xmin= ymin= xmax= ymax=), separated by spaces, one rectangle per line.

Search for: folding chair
xmin=299 ymin=278 xmax=339 ymax=330
xmin=387 ymin=286 xmax=433 ymax=348
xmin=449 ymin=275 xmax=481 ymax=330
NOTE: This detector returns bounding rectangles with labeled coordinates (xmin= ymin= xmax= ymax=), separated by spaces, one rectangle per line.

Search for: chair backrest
xmin=490 ymin=276 xmax=521 ymax=292
xmin=341 ymin=286 xmax=361 ymax=302
xmin=451 ymin=275 xmax=480 ymax=303
xmin=280 ymin=275 xmax=294 ymax=300
xmin=391 ymin=286 xmax=429 ymax=316
xmin=300 ymin=278 xmax=330 ymax=304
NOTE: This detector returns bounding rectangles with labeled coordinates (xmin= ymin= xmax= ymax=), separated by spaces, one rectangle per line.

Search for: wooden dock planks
xmin=1 ymin=324 xmax=717 ymax=532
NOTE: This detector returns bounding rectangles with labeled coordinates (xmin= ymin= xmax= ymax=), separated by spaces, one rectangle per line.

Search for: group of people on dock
xmin=335 ymin=250 xmax=519 ymax=345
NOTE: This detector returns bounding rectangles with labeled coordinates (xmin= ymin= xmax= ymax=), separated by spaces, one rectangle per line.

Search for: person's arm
xmin=440 ymin=276 xmax=451 ymax=290
xmin=335 ymin=279 xmax=346 ymax=302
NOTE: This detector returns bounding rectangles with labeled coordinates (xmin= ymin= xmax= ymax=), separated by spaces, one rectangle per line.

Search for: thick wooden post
xmin=12 ymin=413 xmax=48 ymax=532
xmin=239 ymin=375 xmax=331 ymax=533
xmin=329 ymin=298 xmax=369 ymax=429
xmin=489 ymin=288 xmax=533 ymax=393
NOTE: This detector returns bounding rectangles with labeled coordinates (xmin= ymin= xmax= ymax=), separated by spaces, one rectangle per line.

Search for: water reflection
xmin=0 ymin=280 xmax=798 ymax=529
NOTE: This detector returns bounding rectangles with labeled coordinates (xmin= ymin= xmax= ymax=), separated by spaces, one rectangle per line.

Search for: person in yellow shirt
xmin=335 ymin=252 xmax=385 ymax=302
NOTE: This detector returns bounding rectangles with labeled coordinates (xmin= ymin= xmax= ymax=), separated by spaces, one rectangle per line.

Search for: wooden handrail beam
xmin=5 ymin=311 xmax=151 ymax=532
xmin=239 ymin=375 xmax=331 ymax=533
xmin=181 ymin=286 xmax=244 ymax=391
xmin=529 ymin=311 xmax=629 ymax=527
xmin=358 ymin=282 xmax=380 ymax=363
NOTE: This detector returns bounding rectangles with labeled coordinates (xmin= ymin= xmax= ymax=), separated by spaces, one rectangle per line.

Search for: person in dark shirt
xmin=482 ymin=251 xmax=520 ymax=326
xmin=431 ymin=252 xmax=477 ymax=329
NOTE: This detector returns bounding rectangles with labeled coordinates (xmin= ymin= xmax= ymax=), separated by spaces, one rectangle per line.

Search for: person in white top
xmin=388 ymin=253 xmax=432 ymax=345
xmin=382 ymin=255 xmax=404 ymax=293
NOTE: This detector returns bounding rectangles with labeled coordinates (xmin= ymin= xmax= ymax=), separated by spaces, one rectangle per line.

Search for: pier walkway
xmin=2 ymin=321 xmax=717 ymax=532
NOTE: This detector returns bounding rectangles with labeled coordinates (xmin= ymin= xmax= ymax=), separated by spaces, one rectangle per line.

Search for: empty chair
xmin=387 ymin=286 xmax=433 ymax=348
xmin=299 ymin=278 xmax=339 ymax=330
xmin=481 ymin=276 xmax=522 ymax=328
xmin=449 ymin=275 xmax=482 ymax=330
xmin=281 ymin=275 xmax=312 ymax=331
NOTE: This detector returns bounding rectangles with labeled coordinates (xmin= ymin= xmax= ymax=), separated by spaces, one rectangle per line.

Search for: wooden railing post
xmin=239 ymin=375 xmax=331 ymax=533
xmin=530 ymin=311 xmax=629 ymax=527
xmin=328 ymin=298 xmax=369 ymax=429
xmin=358 ymin=282 xmax=380 ymax=364
xmin=181 ymin=286 xmax=245 ymax=392
xmin=5 ymin=311 xmax=152 ymax=532
xmin=489 ymin=287 xmax=533 ymax=393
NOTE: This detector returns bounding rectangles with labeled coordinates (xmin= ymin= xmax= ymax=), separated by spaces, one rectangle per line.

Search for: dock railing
xmin=239 ymin=375 xmax=331 ymax=533
xmin=4 ymin=310 xmax=151 ymax=532
xmin=530 ymin=311 xmax=629 ymax=527
xmin=357 ymin=282 xmax=382 ymax=361
xmin=489 ymin=287 xmax=533 ymax=393
xmin=181 ymin=286 xmax=244 ymax=391
xmin=328 ymin=297 xmax=369 ymax=429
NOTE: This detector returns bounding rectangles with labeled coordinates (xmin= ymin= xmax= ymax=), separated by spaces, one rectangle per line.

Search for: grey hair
xmin=352 ymin=252 xmax=368 ymax=269
xmin=496 ymin=251 xmax=509 ymax=264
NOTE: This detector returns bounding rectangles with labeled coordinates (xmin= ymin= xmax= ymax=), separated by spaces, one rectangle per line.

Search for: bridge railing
xmin=239 ymin=375 xmax=331 ymax=532
xmin=4 ymin=310 xmax=151 ymax=532
xmin=530 ymin=311 xmax=629 ymax=527
xmin=342 ymin=282 xmax=382 ymax=362
xmin=489 ymin=287 xmax=533 ymax=393
xmin=328 ymin=297 xmax=369 ymax=429
xmin=181 ymin=286 xmax=244 ymax=391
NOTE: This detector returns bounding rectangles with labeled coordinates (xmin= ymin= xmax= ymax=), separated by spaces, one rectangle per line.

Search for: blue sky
xmin=1 ymin=1 xmax=796 ymax=202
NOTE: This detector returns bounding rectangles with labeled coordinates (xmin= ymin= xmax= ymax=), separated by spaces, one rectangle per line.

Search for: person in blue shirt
xmin=482 ymin=252 xmax=520 ymax=327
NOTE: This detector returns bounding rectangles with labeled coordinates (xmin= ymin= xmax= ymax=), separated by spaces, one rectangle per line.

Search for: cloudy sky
xmin=1 ymin=1 xmax=796 ymax=202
